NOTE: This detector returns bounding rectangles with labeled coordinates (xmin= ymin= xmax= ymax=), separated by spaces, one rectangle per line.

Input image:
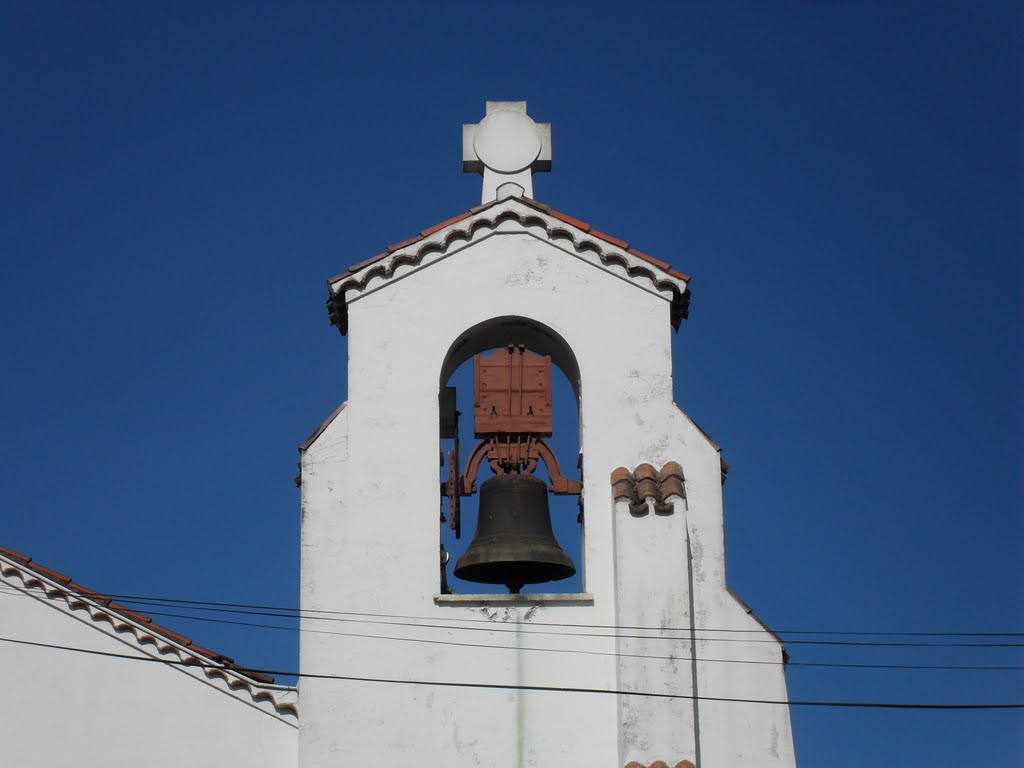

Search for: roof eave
xmin=0 ymin=546 xmax=299 ymax=718
xmin=326 ymin=196 xmax=691 ymax=336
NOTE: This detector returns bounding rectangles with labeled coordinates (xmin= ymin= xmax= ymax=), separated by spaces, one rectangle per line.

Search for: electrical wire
xmin=2 ymin=585 xmax=1020 ymax=672
xmin=3 ymin=585 xmax=1017 ymax=649
xmin=2 ymin=635 xmax=1020 ymax=710
xmin=90 ymin=589 xmax=1024 ymax=639
xmin=124 ymin=604 xmax=1024 ymax=673
xmin=89 ymin=599 xmax=1024 ymax=647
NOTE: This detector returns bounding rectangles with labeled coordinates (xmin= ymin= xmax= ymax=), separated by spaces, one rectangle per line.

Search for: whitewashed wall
xmin=0 ymin=580 xmax=297 ymax=768
xmin=300 ymin=210 xmax=795 ymax=768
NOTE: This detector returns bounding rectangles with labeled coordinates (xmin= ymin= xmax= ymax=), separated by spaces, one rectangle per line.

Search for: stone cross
xmin=463 ymin=101 xmax=551 ymax=203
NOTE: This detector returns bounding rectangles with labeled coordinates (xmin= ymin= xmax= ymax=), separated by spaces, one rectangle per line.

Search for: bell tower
xmin=297 ymin=102 xmax=797 ymax=768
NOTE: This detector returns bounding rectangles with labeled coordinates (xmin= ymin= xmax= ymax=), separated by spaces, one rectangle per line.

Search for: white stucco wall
xmin=0 ymin=576 xmax=297 ymax=768
xmin=300 ymin=208 xmax=795 ymax=767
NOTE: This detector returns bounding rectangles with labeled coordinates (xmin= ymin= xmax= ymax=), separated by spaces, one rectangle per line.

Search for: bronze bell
xmin=454 ymin=474 xmax=575 ymax=593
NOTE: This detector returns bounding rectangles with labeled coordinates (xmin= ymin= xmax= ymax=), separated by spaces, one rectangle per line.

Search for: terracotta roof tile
xmin=547 ymin=208 xmax=694 ymax=283
xmin=108 ymin=603 xmax=154 ymax=625
xmin=25 ymin=562 xmax=72 ymax=585
xmin=469 ymin=199 xmax=501 ymax=214
xmin=549 ymin=209 xmax=591 ymax=232
xmin=329 ymin=203 xmax=501 ymax=286
xmin=667 ymin=266 xmax=691 ymax=282
xmin=626 ymin=247 xmax=671 ymax=272
xmin=67 ymin=582 xmax=113 ymax=606
xmin=235 ymin=667 xmax=276 ymax=685
xmin=188 ymin=643 xmax=235 ymax=664
xmin=610 ymin=466 xmax=633 ymax=485
xmin=385 ymin=235 xmax=423 ymax=254
xmin=328 ymin=197 xmax=691 ymax=334
xmin=0 ymin=545 xmax=31 ymax=564
xmin=152 ymin=625 xmax=194 ymax=647
xmin=420 ymin=211 xmax=473 ymax=237
xmin=342 ymin=252 xmax=388 ymax=276
xmin=590 ymin=228 xmax=629 ymax=250
xmin=518 ymin=196 xmax=551 ymax=214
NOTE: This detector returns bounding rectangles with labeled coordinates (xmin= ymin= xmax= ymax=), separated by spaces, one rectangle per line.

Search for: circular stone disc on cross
xmin=473 ymin=110 xmax=542 ymax=174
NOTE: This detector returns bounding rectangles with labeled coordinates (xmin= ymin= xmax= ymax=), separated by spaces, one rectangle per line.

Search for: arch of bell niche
xmin=438 ymin=314 xmax=582 ymax=412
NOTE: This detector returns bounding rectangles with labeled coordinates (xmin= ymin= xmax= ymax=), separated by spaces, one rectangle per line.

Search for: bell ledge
xmin=434 ymin=593 xmax=594 ymax=606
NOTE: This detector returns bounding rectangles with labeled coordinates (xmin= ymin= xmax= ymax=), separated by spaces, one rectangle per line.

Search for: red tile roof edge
xmin=590 ymin=228 xmax=629 ymax=251
xmin=522 ymin=197 xmax=693 ymax=281
xmin=326 ymin=196 xmax=691 ymax=335
xmin=0 ymin=545 xmax=295 ymax=707
xmin=331 ymin=196 xmax=689 ymax=285
xmin=548 ymin=208 xmax=590 ymax=231
xmin=420 ymin=211 xmax=474 ymax=238
xmin=328 ymin=197 xmax=505 ymax=284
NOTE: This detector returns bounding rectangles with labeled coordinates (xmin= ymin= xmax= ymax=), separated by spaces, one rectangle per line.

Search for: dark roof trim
xmin=727 ymin=586 xmax=787 ymax=660
xmin=295 ymin=403 xmax=347 ymax=486
xmin=673 ymin=404 xmax=728 ymax=484
xmin=298 ymin=403 xmax=347 ymax=453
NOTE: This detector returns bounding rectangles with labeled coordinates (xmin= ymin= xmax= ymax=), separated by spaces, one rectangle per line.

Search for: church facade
xmin=1 ymin=102 xmax=796 ymax=768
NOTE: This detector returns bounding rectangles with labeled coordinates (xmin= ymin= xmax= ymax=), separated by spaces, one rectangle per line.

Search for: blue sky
xmin=1 ymin=2 xmax=1021 ymax=765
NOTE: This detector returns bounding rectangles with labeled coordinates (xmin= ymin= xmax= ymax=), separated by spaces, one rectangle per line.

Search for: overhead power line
xmin=3 ymin=584 xmax=1022 ymax=671
xmin=92 ymin=589 xmax=1024 ymax=639
xmin=3 ymin=584 xmax=1019 ymax=649
xmin=2 ymin=635 xmax=1020 ymax=711
xmin=81 ymin=601 xmax=1024 ymax=648
xmin=125 ymin=604 xmax=1024 ymax=673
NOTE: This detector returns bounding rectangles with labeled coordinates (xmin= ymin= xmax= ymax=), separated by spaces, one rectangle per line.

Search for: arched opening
xmin=440 ymin=316 xmax=581 ymax=405
xmin=438 ymin=316 xmax=583 ymax=595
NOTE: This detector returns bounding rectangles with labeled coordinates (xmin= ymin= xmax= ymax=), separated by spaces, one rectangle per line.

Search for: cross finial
xmin=463 ymin=102 xmax=551 ymax=203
